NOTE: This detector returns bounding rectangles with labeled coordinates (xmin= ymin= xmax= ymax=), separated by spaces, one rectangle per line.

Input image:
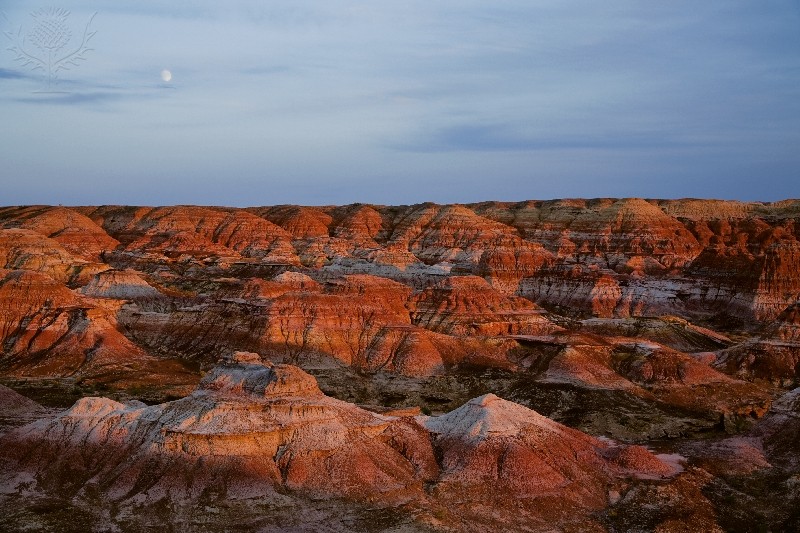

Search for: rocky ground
xmin=0 ymin=199 xmax=798 ymax=531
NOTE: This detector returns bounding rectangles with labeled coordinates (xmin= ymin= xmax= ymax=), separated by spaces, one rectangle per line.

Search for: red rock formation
xmin=0 ymin=228 xmax=90 ymax=284
xmin=0 ymin=198 xmax=795 ymax=386
xmin=542 ymin=341 xmax=642 ymax=391
xmin=0 ymin=358 xmax=686 ymax=531
xmin=0 ymin=205 xmax=120 ymax=262
xmin=79 ymin=269 xmax=161 ymax=299
xmin=381 ymin=204 xmax=548 ymax=277
xmin=115 ymin=271 xmax=451 ymax=376
xmin=0 ymin=269 xmax=195 ymax=390
xmin=0 ymin=357 xmax=434 ymax=506
xmin=580 ymin=316 xmax=732 ymax=352
xmin=329 ymin=204 xmax=384 ymax=243
xmin=249 ymin=205 xmax=334 ymax=266
xmin=81 ymin=205 xmax=299 ymax=264
xmin=0 ymin=199 xmax=796 ymax=531
xmin=534 ymin=333 xmax=771 ymax=422
xmin=422 ymin=393 xmax=678 ymax=530
xmin=687 ymin=224 xmax=800 ymax=321
xmin=411 ymin=275 xmax=559 ymax=336
xmin=475 ymin=198 xmax=703 ymax=269
xmin=0 ymin=269 xmax=85 ymax=361
xmin=710 ymin=300 xmax=800 ymax=386
xmin=476 ymin=198 xmax=800 ymax=322
xmin=263 ymin=274 xmax=453 ymax=375
xmin=253 ymin=205 xmax=333 ymax=239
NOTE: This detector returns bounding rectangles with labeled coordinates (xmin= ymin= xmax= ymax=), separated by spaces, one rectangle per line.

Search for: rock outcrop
xmin=411 ymin=275 xmax=559 ymax=336
xmin=0 ymin=269 xmax=196 ymax=391
xmin=0 ymin=384 xmax=44 ymax=423
xmin=0 ymin=199 xmax=798 ymax=531
xmin=0 ymin=357 xmax=683 ymax=531
xmin=714 ymin=301 xmax=800 ymax=386
xmin=79 ymin=269 xmax=161 ymax=299
xmin=0 ymin=357 xmax=428 ymax=502
xmin=0 ymin=205 xmax=120 ymax=262
xmin=0 ymin=200 xmax=797 ymax=387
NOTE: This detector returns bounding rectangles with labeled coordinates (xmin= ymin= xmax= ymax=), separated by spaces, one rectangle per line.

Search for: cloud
xmin=0 ymin=67 xmax=32 ymax=80
xmin=394 ymin=123 xmax=708 ymax=153
xmin=9 ymin=86 xmax=170 ymax=109
xmin=13 ymin=91 xmax=128 ymax=106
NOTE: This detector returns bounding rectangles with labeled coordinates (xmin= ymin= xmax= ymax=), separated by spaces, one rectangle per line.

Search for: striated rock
xmin=474 ymin=198 xmax=703 ymax=269
xmin=0 ymin=205 xmax=120 ymax=262
xmin=328 ymin=203 xmax=385 ymax=250
xmin=79 ymin=268 xmax=161 ymax=299
xmin=542 ymin=342 xmax=642 ymax=391
xmin=475 ymin=198 xmax=800 ymax=322
xmin=3 ymin=198 xmax=792 ymax=326
xmin=262 ymin=274 xmax=416 ymax=367
xmin=0 ymin=360 xmax=691 ymax=531
xmin=687 ymin=228 xmax=800 ymax=321
xmin=81 ymin=205 xmax=300 ymax=264
xmin=580 ymin=316 xmax=732 ymax=352
xmin=124 ymin=271 xmax=450 ymax=376
xmin=250 ymin=205 xmax=335 ymax=267
xmin=0 ymin=269 xmax=84 ymax=362
xmin=0 ymin=269 xmax=196 ymax=391
xmin=411 ymin=275 xmax=560 ymax=336
xmin=715 ymin=336 xmax=800 ymax=386
xmin=1 ymin=199 xmax=796 ymax=386
xmin=422 ymin=393 xmax=679 ymax=530
xmin=360 ymin=326 xmax=447 ymax=376
xmin=612 ymin=341 xmax=734 ymax=386
xmin=533 ymin=333 xmax=772 ymax=426
xmin=254 ymin=205 xmax=333 ymax=240
xmin=0 ymin=199 xmax=790 ymax=327
xmin=0 ymin=359 xmax=428 ymax=504
xmin=0 ymin=199 xmax=799 ymax=530
xmin=380 ymin=204 xmax=549 ymax=278
xmin=0 ymin=228 xmax=85 ymax=284
xmin=199 ymin=354 xmax=322 ymax=397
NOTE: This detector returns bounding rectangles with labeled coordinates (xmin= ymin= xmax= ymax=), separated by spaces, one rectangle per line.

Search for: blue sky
xmin=1 ymin=1 xmax=798 ymax=206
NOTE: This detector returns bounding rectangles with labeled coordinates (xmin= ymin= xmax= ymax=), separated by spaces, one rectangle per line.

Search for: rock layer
xmin=0 ymin=199 xmax=798 ymax=531
xmin=0 ymin=358 xmax=679 ymax=531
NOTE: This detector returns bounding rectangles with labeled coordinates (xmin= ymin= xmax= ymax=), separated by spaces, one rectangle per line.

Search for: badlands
xmin=0 ymin=198 xmax=798 ymax=531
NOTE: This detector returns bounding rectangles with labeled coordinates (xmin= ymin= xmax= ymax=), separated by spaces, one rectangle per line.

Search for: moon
xmin=161 ymin=69 xmax=172 ymax=82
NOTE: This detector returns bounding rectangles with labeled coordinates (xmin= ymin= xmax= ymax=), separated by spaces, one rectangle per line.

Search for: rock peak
xmin=424 ymin=392 xmax=561 ymax=442
xmin=473 ymin=392 xmax=501 ymax=406
xmin=199 ymin=356 xmax=322 ymax=398
xmin=222 ymin=351 xmax=264 ymax=365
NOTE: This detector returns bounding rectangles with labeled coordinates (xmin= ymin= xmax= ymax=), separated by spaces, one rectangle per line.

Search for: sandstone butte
xmin=0 ymin=198 xmax=797 ymax=531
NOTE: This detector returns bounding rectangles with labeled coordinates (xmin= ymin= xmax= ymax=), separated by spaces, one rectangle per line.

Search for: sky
xmin=1 ymin=1 xmax=799 ymax=206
